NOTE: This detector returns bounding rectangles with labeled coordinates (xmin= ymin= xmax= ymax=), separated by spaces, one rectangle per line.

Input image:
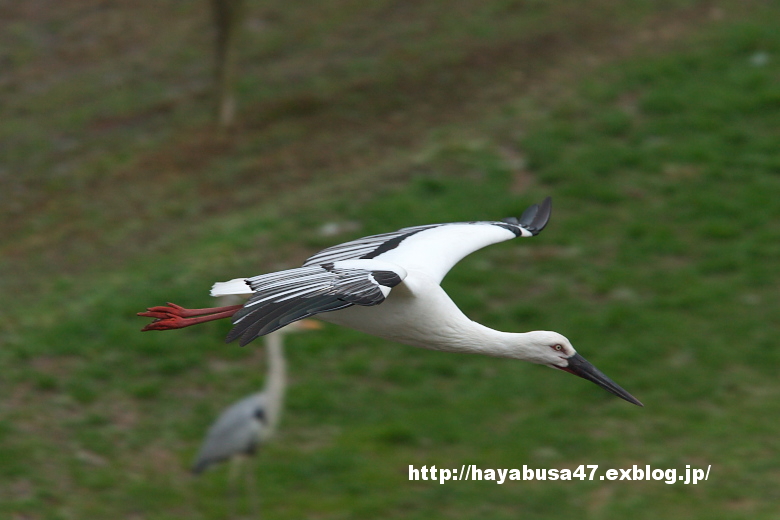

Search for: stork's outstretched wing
xmin=224 ymin=260 xmax=407 ymax=346
xmin=303 ymin=197 xmax=551 ymax=283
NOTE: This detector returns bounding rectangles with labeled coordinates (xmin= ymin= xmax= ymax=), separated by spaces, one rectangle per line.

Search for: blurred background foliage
xmin=1 ymin=0 xmax=780 ymax=518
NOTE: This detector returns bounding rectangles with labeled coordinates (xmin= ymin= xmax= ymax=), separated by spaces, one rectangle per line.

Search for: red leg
xmin=138 ymin=302 xmax=243 ymax=331
xmin=139 ymin=302 xmax=243 ymax=318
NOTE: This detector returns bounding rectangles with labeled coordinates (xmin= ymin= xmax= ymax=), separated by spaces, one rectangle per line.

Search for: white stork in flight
xmin=139 ymin=197 xmax=642 ymax=406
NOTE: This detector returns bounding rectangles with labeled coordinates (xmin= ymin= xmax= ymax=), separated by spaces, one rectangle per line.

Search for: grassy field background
xmin=2 ymin=0 xmax=780 ymax=518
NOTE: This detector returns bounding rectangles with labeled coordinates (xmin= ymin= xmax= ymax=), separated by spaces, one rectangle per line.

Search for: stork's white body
xmin=319 ymin=271 xmax=529 ymax=360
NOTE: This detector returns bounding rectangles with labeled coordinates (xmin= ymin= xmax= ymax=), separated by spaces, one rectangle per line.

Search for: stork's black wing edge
xmin=503 ymin=196 xmax=552 ymax=236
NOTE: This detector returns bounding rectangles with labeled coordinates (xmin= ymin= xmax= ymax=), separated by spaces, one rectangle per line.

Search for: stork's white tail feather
xmin=211 ymin=278 xmax=251 ymax=297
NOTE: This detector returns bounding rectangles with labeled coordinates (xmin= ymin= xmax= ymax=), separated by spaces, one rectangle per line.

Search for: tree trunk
xmin=210 ymin=0 xmax=245 ymax=129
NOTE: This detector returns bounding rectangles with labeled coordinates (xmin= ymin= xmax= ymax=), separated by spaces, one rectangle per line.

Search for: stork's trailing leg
xmin=138 ymin=302 xmax=243 ymax=331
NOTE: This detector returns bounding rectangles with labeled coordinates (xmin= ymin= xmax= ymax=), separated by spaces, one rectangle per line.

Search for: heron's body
xmin=192 ymin=323 xmax=304 ymax=474
xmin=192 ymin=392 xmax=268 ymax=473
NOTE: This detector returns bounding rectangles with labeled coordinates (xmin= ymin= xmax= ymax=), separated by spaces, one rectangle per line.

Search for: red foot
xmin=140 ymin=314 xmax=190 ymax=331
xmin=138 ymin=302 xmax=243 ymax=331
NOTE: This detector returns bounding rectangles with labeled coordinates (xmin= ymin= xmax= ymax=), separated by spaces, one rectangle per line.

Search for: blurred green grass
xmin=2 ymin=0 xmax=780 ymax=518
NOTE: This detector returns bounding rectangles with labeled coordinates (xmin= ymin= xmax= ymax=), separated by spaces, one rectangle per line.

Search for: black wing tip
xmin=227 ymin=295 xmax=352 ymax=347
xmin=225 ymin=326 xmax=246 ymax=345
xmin=502 ymin=196 xmax=552 ymax=235
xmin=519 ymin=196 xmax=552 ymax=236
xmin=225 ymin=326 xmax=266 ymax=347
xmin=238 ymin=334 xmax=260 ymax=347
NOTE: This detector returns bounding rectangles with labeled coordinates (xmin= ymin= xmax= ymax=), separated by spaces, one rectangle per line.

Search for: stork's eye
xmin=552 ymin=344 xmax=563 ymax=351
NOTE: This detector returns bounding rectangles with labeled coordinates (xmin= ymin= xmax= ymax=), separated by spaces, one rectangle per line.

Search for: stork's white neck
xmin=399 ymin=315 xmax=553 ymax=364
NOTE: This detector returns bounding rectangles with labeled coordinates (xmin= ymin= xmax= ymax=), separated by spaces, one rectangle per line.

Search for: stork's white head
xmin=517 ymin=331 xmax=643 ymax=407
xmin=514 ymin=331 xmax=575 ymax=366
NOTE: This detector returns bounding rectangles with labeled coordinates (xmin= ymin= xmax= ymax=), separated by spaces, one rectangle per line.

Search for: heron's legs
xmin=228 ymin=455 xmax=243 ymax=517
xmin=245 ymin=458 xmax=259 ymax=518
xmin=225 ymin=454 xmax=260 ymax=518
xmin=138 ymin=302 xmax=243 ymax=331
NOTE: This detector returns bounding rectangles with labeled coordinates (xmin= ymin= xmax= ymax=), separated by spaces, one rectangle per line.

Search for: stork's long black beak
xmin=557 ymin=353 xmax=643 ymax=406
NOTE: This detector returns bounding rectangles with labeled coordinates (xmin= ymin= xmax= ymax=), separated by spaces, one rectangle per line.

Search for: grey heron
xmin=191 ymin=319 xmax=321 ymax=474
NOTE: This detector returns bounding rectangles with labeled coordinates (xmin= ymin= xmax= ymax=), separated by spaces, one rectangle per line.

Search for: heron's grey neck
xmin=264 ymin=332 xmax=286 ymax=427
